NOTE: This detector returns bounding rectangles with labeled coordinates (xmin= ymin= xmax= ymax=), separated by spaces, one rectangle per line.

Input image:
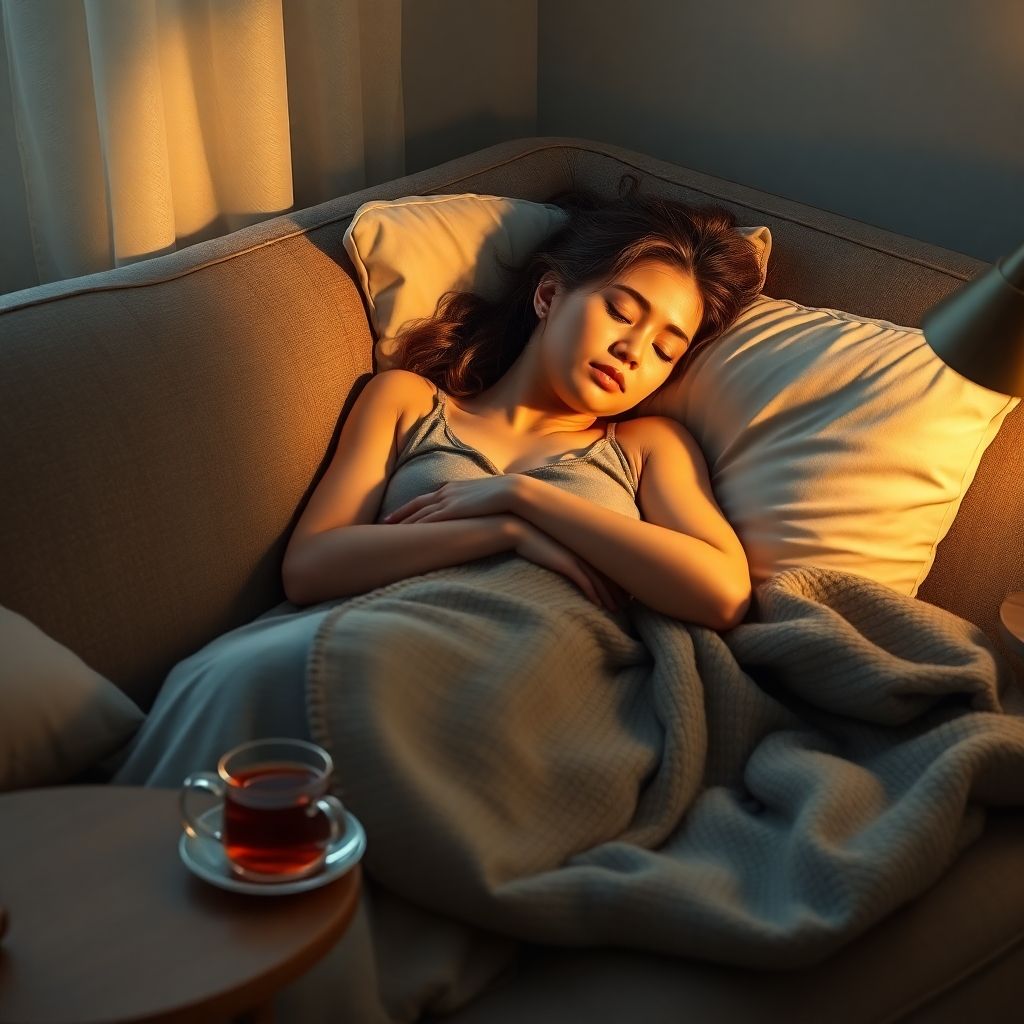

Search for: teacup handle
xmin=180 ymin=771 xmax=225 ymax=842
xmin=310 ymin=794 xmax=346 ymax=844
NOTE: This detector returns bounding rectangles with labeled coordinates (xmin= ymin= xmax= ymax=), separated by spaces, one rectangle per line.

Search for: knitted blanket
xmin=304 ymin=556 xmax=1024 ymax=1020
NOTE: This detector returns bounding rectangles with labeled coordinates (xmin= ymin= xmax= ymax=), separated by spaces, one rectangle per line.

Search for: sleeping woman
xmin=109 ymin=173 xmax=763 ymax=789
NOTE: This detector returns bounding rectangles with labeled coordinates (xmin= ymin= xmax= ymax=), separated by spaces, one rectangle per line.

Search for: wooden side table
xmin=0 ymin=786 xmax=362 ymax=1023
xmin=999 ymin=591 xmax=1024 ymax=659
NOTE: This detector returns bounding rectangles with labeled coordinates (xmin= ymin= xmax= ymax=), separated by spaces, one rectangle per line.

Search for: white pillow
xmin=0 ymin=606 xmax=145 ymax=791
xmin=631 ymin=296 xmax=1020 ymax=597
xmin=342 ymin=192 xmax=772 ymax=372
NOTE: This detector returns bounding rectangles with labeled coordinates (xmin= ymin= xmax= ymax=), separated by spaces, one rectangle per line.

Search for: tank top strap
xmin=385 ymin=378 xmax=638 ymax=512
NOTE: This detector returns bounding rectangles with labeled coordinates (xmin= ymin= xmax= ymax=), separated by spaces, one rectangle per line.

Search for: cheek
xmin=576 ymin=303 xmax=605 ymax=341
xmin=552 ymin=317 xmax=591 ymax=368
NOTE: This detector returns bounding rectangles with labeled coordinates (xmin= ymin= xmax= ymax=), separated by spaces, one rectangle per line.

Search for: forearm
xmin=284 ymin=514 xmax=519 ymax=606
xmin=512 ymin=478 xmax=749 ymax=628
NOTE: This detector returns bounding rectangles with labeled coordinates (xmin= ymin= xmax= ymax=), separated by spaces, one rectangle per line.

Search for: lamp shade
xmin=921 ymin=239 xmax=1024 ymax=397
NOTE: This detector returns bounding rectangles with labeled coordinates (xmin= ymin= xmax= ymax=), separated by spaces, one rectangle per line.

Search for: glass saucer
xmin=178 ymin=804 xmax=366 ymax=895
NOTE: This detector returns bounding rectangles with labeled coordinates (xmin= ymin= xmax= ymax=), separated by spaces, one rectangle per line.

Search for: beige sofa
xmin=2 ymin=136 xmax=1022 ymax=1022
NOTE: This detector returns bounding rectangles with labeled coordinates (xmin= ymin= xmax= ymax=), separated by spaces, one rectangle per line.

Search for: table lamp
xmin=921 ymin=238 xmax=1024 ymax=655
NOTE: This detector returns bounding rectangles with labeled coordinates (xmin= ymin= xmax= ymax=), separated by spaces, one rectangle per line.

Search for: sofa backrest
xmin=2 ymin=137 xmax=1021 ymax=709
xmin=1 ymin=214 xmax=376 ymax=711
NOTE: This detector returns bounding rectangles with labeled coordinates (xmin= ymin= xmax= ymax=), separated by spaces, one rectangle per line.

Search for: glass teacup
xmin=180 ymin=738 xmax=346 ymax=883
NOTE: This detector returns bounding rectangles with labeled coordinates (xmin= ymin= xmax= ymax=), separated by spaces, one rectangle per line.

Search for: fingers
xmin=383 ymin=490 xmax=437 ymax=522
xmin=579 ymin=574 xmax=603 ymax=608
xmin=593 ymin=574 xmax=619 ymax=612
xmin=601 ymin=577 xmax=628 ymax=612
xmin=578 ymin=565 xmax=618 ymax=612
xmin=590 ymin=568 xmax=625 ymax=606
xmin=407 ymin=503 xmax=445 ymax=525
xmin=594 ymin=575 xmax=613 ymax=609
xmin=584 ymin=570 xmax=607 ymax=608
xmin=562 ymin=563 xmax=599 ymax=607
xmin=395 ymin=502 xmax=435 ymax=524
xmin=599 ymin=575 xmax=629 ymax=610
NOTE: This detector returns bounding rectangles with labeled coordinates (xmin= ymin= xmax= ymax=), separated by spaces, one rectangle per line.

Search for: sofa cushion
xmin=631 ymin=296 xmax=1019 ymax=597
xmin=0 ymin=605 xmax=144 ymax=791
xmin=341 ymin=191 xmax=772 ymax=372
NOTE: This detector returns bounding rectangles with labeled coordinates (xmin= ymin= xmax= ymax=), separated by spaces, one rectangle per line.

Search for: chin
xmin=613 ymin=404 xmax=644 ymax=421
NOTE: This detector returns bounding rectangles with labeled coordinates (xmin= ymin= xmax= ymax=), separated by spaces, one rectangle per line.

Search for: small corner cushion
xmin=341 ymin=191 xmax=772 ymax=372
xmin=632 ymin=296 xmax=1020 ymax=597
xmin=0 ymin=606 xmax=145 ymax=791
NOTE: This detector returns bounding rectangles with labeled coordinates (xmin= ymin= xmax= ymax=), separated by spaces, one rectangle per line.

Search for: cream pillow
xmin=0 ymin=606 xmax=145 ymax=791
xmin=631 ymin=296 xmax=1020 ymax=597
xmin=342 ymin=192 xmax=772 ymax=372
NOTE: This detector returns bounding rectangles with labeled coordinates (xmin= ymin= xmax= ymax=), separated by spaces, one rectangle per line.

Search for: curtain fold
xmin=0 ymin=0 xmax=405 ymax=296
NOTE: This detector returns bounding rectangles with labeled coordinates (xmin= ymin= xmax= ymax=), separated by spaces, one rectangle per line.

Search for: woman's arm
xmin=284 ymin=514 xmax=520 ymax=606
xmin=510 ymin=418 xmax=751 ymax=629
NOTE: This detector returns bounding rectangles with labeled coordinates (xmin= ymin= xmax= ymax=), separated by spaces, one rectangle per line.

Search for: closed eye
xmin=606 ymin=301 xmax=673 ymax=362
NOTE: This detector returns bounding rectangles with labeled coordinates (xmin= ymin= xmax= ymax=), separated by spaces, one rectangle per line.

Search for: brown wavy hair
xmin=391 ymin=172 xmax=763 ymax=401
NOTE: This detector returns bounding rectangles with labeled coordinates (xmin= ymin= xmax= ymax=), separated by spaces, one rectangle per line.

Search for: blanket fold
xmin=305 ymin=556 xmax=1024 ymax=994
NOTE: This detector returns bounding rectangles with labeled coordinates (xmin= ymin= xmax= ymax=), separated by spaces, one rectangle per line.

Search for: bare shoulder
xmin=368 ymin=368 xmax=432 ymax=406
xmin=619 ymin=415 xmax=742 ymax=565
xmin=614 ymin=414 xmax=705 ymax=479
xmin=372 ymin=368 xmax=438 ymax=435
xmin=370 ymin=368 xmax=433 ymax=400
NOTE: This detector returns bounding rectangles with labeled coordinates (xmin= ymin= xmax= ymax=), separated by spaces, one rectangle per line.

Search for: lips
xmin=591 ymin=362 xmax=624 ymax=392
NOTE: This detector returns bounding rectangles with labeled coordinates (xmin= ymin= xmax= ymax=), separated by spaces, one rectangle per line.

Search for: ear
xmin=534 ymin=272 xmax=562 ymax=313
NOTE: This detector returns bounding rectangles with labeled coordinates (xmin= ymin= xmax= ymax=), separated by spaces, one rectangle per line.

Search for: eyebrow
xmin=609 ymin=284 xmax=691 ymax=344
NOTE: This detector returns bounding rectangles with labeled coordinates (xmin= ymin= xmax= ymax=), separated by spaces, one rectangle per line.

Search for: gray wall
xmin=403 ymin=0 xmax=538 ymax=174
xmin=535 ymin=0 xmax=1024 ymax=262
xmin=0 ymin=13 xmax=35 ymax=296
xmin=5 ymin=0 xmax=1018 ymax=288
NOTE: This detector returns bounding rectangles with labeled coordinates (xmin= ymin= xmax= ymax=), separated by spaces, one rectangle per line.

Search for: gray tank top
xmin=377 ymin=383 xmax=641 ymax=523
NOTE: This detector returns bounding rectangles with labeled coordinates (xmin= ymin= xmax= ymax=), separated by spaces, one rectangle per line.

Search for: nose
xmin=613 ymin=341 xmax=640 ymax=369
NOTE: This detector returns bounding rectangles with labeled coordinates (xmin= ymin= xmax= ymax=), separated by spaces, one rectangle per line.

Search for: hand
xmin=383 ymin=477 xmax=520 ymax=525
xmin=513 ymin=520 xmax=628 ymax=612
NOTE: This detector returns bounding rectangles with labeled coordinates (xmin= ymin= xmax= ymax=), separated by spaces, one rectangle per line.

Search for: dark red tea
xmin=224 ymin=761 xmax=332 ymax=878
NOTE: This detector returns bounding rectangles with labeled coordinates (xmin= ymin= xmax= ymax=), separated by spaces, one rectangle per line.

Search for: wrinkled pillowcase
xmin=0 ymin=606 xmax=145 ymax=791
xmin=342 ymin=191 xmax=772 ymax=372
xmin=630 ymin=295 xmax=1020 ymax=597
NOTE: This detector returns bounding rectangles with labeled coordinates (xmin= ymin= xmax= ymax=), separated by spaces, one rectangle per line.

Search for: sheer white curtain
xmin=0 ymin=0 xmax=405 ymax=297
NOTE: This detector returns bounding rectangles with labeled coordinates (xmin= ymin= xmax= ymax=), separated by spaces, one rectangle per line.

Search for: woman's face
xmin=536 ymin=258 xmax=704 ymax=415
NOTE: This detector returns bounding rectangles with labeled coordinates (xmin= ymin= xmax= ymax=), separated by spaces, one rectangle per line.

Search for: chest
xmin=397 ymin=390 xmax=643 ymax=480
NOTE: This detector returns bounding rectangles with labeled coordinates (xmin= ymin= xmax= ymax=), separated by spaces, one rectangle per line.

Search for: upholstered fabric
xmin=0 ymin=606 xmax=144 ymax=790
